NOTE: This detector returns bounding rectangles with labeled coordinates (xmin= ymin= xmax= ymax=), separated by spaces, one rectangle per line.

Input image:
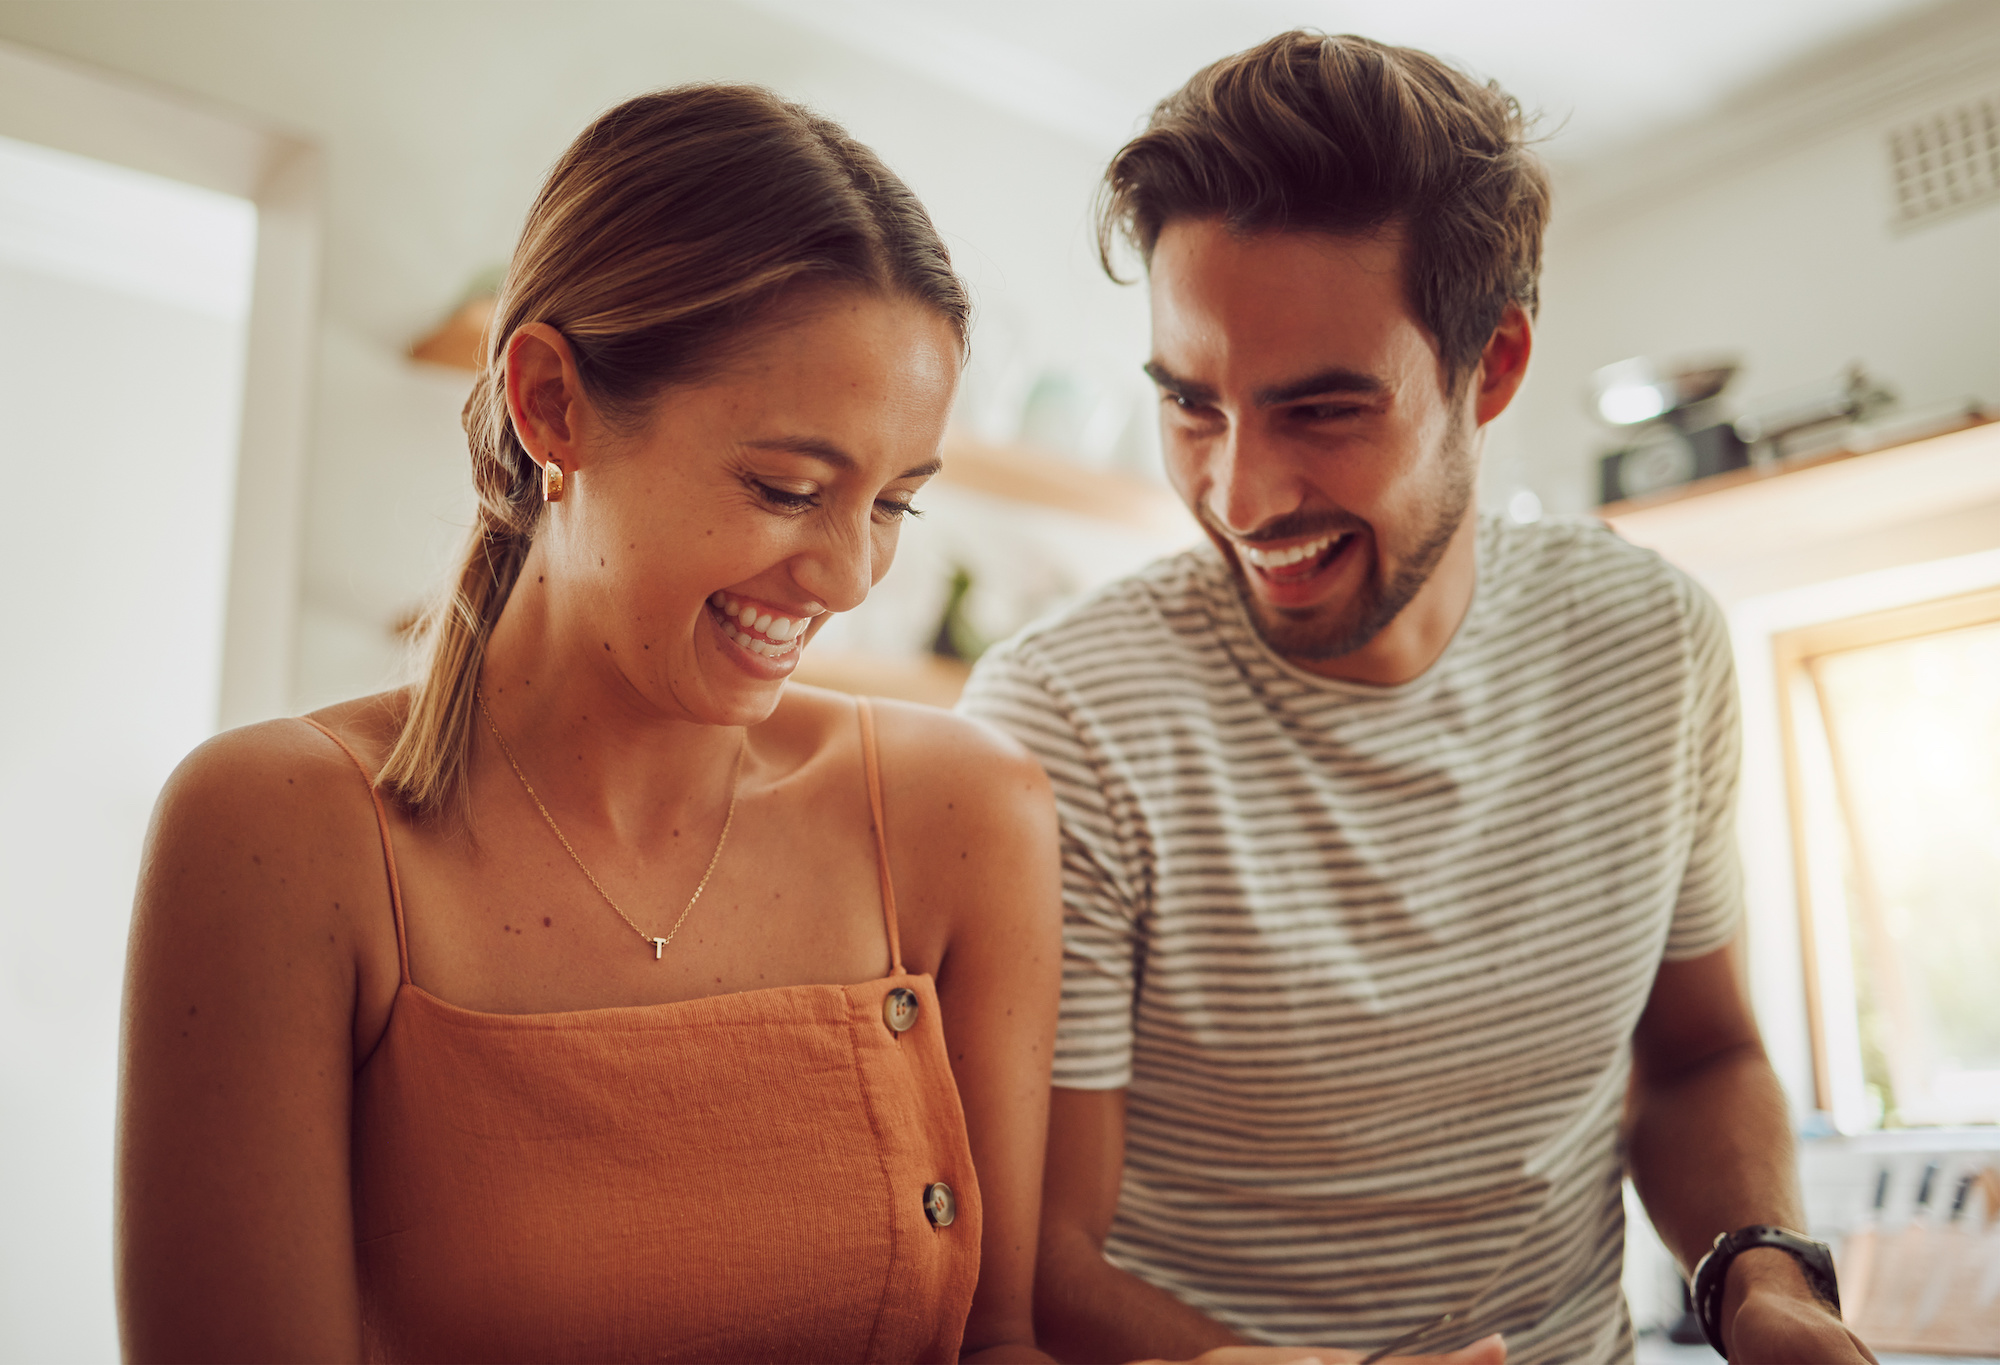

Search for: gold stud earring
xmin=542 ymin=457 xmax=565 ymax=503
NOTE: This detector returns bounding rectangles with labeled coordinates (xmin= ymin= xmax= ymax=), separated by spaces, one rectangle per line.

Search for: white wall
xmin=1491 ymin=0 xmax=2000 ymax=518
xmin=0 ymin=0 xmax=1155 ymax=712
xmin=0 ymin=136 xmax=256 ymax=1365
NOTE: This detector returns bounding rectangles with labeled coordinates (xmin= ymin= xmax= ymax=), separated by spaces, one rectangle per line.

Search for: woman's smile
xmin=705 ymin=590 xmax=820 ymax=675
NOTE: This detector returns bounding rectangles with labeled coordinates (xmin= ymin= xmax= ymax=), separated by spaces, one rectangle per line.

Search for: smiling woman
xmin=116 ymin=86 xmax=1061 ymax=1364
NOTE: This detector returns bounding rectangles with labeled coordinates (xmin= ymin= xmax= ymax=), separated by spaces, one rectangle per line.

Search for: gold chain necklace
xmin=475 ymin=689 xmax=746 ymax=960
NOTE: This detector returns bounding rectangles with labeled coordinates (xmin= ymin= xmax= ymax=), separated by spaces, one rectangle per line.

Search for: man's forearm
xmin=1035 ymin=1228 xmax=1245 ymax=1363
xmin=1626 ymin=948 xmax=1872 ymax=1361
xmin=1626 ymin=1038 xmax=1802 ymax=1269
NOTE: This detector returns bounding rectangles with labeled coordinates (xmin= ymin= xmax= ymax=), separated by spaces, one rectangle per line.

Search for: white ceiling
xmin=752 ymin=0 xmax=1942 ymax=160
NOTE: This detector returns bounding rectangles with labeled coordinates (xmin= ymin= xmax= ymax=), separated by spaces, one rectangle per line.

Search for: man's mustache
xmin=1197 ymin=506 xmax=1369 ymax=547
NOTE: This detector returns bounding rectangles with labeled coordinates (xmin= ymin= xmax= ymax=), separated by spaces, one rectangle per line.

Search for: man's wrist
xmin=1719 ymin=1246 xmax=1839 ymax=1351
xmin=1693 ymin=1226 xmax=1844 ymax=1356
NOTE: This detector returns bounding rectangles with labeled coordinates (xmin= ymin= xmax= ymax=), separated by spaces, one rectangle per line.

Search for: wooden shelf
xmin=1601 ymin=417 xmax=2000 ymax=592
xmin=936 ymin=428 xmax=1194 ymax=537
xmin=1598 ymin=412 xmax=1993 ymax=519
xmin=409 ymin=295 xmax=494 ymax=371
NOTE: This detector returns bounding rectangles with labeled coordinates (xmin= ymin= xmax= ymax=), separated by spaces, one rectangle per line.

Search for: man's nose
xmin=1205 ymin=422 xmax=1301 ymax=539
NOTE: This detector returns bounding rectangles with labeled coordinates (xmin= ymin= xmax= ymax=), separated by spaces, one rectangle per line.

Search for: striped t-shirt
xmin=958 ymin=514 xmax=1742 ymax=1363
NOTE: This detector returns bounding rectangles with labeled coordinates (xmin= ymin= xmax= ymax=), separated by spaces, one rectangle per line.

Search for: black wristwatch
xmin=1689 ymin=1224 xmax=1842 ymax=1356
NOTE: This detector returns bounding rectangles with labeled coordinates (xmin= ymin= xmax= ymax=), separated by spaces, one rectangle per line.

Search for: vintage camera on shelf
xmin=1592 ymin=356 xmax=1748 ymax=506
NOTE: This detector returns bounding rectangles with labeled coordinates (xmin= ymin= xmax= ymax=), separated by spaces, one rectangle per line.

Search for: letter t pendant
xmin=649 ymin=937 xmax=668 ymax=960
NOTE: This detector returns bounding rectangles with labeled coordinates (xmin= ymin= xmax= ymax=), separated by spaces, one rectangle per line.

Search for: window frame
xmin=1772 ymin=585 xmax=2000 ymax=1128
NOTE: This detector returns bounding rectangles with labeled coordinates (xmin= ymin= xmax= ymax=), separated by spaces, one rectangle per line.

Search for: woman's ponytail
xmin=376 ymin=364 xmax=542 ymax=818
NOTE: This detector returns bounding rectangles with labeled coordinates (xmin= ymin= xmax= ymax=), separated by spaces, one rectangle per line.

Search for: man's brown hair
xmin=1098 ymin=31 xmax=1549 ymax=385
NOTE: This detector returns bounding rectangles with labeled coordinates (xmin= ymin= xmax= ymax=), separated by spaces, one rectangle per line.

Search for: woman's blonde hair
xmin=378 ymin=85 xmax=970 ymax=820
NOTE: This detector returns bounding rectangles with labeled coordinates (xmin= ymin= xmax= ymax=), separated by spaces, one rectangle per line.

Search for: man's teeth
xmin=1241 ymin=535 xmax=1340 ymax=569
xmin=708 ymin=592 xmax=813 ymax=657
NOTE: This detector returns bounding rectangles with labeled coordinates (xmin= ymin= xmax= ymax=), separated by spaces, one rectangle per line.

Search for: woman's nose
xmin=790 ymin=518 xmax=876 ymax=615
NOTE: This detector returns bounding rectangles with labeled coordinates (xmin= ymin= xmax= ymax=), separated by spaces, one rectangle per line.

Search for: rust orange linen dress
xmin=304 ymin=701 xmax=982 ymax=1363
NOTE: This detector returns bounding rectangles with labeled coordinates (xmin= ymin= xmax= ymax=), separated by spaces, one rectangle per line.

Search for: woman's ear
xmin=503 ymin=323 xmax=588 ymax=473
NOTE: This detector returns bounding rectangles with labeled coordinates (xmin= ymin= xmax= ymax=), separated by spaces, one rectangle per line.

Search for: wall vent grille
xmin=1890 ymin=94 xmax=2000 ymax=229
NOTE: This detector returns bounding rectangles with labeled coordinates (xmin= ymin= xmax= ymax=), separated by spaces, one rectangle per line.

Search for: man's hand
xmin=1719 ymin=1249 xmax=1877 ymax=1363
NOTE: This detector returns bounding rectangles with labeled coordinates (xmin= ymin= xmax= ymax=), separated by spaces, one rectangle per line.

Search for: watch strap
xmin=1690 ymin=1224 xmax=1841 ymax=1354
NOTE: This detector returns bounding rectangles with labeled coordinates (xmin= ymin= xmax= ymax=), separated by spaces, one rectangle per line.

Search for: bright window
xmin=1776 ymin=587 xmax=2000 ymax=1130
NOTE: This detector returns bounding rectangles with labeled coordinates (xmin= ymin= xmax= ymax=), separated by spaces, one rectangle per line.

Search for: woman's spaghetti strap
xmin=853 ymin=697 xmax=904 ymax=975
xmin=298 ymin=718 xmax=413 ymax=985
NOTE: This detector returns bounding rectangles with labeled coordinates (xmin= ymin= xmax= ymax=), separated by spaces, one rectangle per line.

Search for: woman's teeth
xmin=1240 ymin=534 xmax=1343 ymax=571
xmin=708 ymin=593 xmax=813 ymax=659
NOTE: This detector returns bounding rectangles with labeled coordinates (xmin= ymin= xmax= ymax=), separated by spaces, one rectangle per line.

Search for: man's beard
xmin=1218 ymin=424 xmax=1477 ymax=664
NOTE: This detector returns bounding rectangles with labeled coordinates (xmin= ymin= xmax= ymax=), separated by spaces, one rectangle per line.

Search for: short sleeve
xmin=958 ymin=644 xmax=1143 ymax=1089
xmin=1664 ymin=573 xmax=1746 ymax=961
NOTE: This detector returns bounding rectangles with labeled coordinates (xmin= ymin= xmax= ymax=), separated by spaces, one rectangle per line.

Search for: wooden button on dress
xmin=883 ymin=987 xmax=920 ymax=1034
xmin=923 ymin=1182 xmax=956 ymax=1227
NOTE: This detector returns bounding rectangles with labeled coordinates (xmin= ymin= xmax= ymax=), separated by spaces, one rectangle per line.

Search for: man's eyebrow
xmin=1143 ymin=362 xmax=1385 ymax=408
xmin=1142 ymin=361 xmax=1216 ymax=406
xmin=1254 ymin=368 xmax=1386 ymax=407
xmin=744 ymin=437 xmax=940 ymax=481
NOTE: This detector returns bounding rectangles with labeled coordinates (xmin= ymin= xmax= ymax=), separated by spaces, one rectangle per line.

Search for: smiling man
xmin=959 ymin=31 xmax=1875 ymax=1365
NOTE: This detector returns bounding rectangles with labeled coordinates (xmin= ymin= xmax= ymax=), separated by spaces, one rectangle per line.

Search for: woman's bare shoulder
xmin=868 ymin=696 xmax=1055 ymax=851
xmin=156 ymin=689 xmax=404 ymax=823
xmin=141 ymin=693 xmax=413 ymax=948
xmin=873 ymin=696 xmax=1047 ymax=786
xmin=773 ymin=684 xmax=1046 ymax=794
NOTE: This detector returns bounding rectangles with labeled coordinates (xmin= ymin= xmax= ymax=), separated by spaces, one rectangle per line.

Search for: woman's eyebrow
xmin=744 ymin=436 xmax=940 ymax=480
